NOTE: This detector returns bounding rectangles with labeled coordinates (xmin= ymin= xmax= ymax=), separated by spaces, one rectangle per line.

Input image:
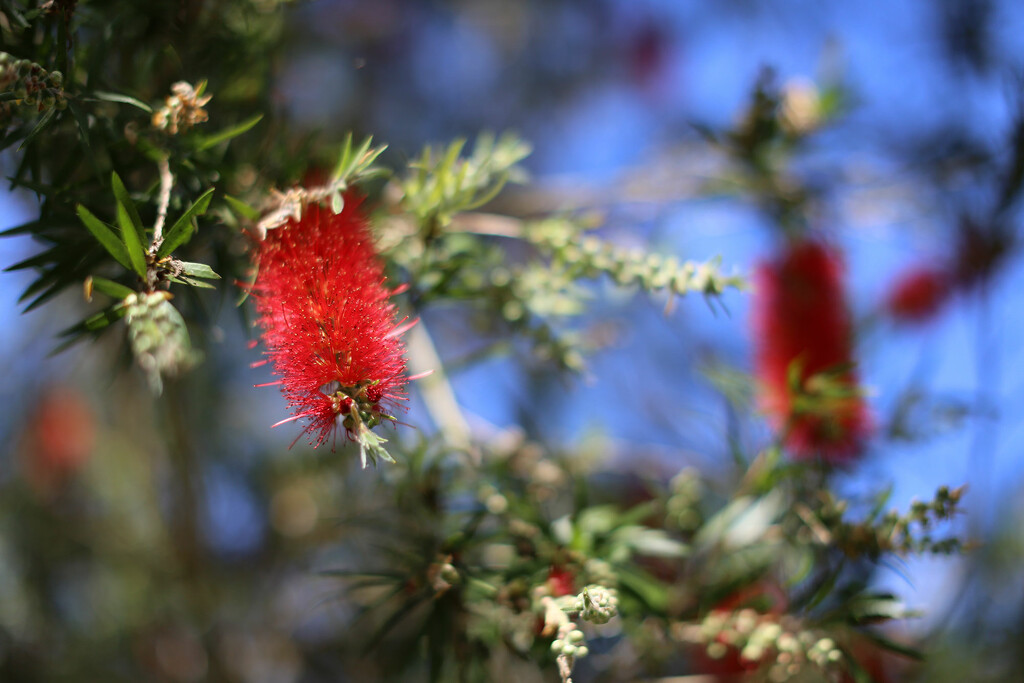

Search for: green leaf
xmin=54 ymin=304 xmax=128 ymax=351
xmin=195 ymin=114 xmax=263 ymax=151
xmin=111 ymin=172 xmax=145 ymax=242
xmin=68 ymin=101 xmax=104 ymax=181
xmin=860 ymin=630 xmax=925 ymax=661
xmin=17 ymin=107 xmax=58 ymax=152
xmin=615 ymin=565 xmax=669 ymax=612
xmin=179 ymin=261 xmax=220 ymax=279
xmin=77 ymin=205 xmax=132 ymax=271
xmin=847 ymin=593 xmax=917 ymax=624
xmin=4 ymin=246 xmax=62 ymax=272
xmin=90 ymin=276 xmax=135 ymax=299
xmin=224 ymin=194 xmax=260 ymax=221
xmin=169 ymin=275 xmax=216 ymax=289
xmin=157 ymin=188 xmax=215 ymax=258
xmin=117 ymin=201 xmax=148 ymax=277
xmin=91 ymin=91 xmax=153 ymax=113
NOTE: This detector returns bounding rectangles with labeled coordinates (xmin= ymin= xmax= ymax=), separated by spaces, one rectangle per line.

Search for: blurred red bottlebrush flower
xmin=21 ymin=386 xmax=96 ymax=496
xmin=886 ymin=266 xmax=950 ymax=322
xmin=753 ymin=241 xmax=870 ymax=462
xmin=251 ymin=201 xmax=414 ymax=450
xmin=546 ymin=565 xmax=577 ymax=598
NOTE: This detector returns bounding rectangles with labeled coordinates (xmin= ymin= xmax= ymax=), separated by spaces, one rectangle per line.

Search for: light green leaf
xmin=195 ymin=114 xmax=263 ymax=151
xmin=92 ymin=90 xmax=153 ymax=113
xmin=157 ymin=188 xmax=215 ymax=258
xmin=169 ymin=275 xmax=216 ymax=289
xmin=90 ymin=276 xmax=135 ymax=299
xmin=77 ymin=205 xmax=132 ymax=271
xmin=224 ymin=194 xmax=260 ymax=221
xmin=117 ymin=201 xmax=148 ymax=277
xmin=179 ymin=261 xmax=220 ymax=279
xmin=111 ymin=172 xmax=145 ymax=242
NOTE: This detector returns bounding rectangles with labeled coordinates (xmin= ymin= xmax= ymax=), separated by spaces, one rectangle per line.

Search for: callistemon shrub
xmin=753 ymin=240 xmax=870 ymax=462
xmin=251 ymin=201 xmax=412 ymax=456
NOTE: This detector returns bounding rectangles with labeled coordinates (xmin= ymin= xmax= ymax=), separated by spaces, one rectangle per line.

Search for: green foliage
xmin=0 ymin=3 xmax=972 ymax=683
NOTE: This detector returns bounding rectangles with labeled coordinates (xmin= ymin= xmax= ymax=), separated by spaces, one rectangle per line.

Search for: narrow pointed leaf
xmin=111 ymin=172 xmax=145 ymax=241
xmin=179 ymin=261 xmax=220 ymax=279
xmin=90 ymin=276 xmax=135 ymax=299
xmin=156 ymin=188 xmax=214 ymax=258
xmin=117 ymin=202 xmax=147 ymax=277
xmin=92 ymin=91 xmax=153 ymax=113
xmin=77 ymin=205 xmax=132 ymax=270
xmin=224 ymin=194 xmax=260 ymax=222
xmin=68 ymin=101 xmax=103 ymax=181
xmin=17 ymin=107 xmax=58 ymax=152
xmin=195 ymin=114 xmax=262 ymax=151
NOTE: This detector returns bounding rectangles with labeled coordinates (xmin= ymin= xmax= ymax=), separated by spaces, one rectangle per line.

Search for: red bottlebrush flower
xmin=251 ymin=200 xmax=412 ymax=456
xmin=752 ymin=241 xmax=870 ymax=462
xmin=546 ymin=565 xmax=577 ymax=598
xmin=886 ymin=266 xmax=950 ymax=322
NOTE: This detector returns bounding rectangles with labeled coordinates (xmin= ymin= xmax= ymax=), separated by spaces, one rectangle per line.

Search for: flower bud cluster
xmin=124 ymin=292 xmax=200 ymax=393
xmin=527 ymin=220 xmax=745 ymax=298
xmin=0 ymin=53 xmax=67 ymax=126
xmin=813 ymin=485 xmax=965 ymax=559
xmin=152 ymin=81 xmax=211 ymax=135
xmin=550 ymin=621 xmax=589 ymax=660
xmin=575 ymin=585 xmax=618 ymax=625
xmin=679 ymin=609 xmax=843 ymax=680
xmin=666 ymin=467 xmax=704 ymax=532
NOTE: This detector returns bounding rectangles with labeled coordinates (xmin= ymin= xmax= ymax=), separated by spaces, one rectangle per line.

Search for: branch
xmin=151 ymin=155 xmax=173 ymax=252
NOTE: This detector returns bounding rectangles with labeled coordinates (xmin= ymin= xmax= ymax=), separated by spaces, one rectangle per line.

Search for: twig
xmin=405 ymin=321 xmax=474 ymax=458
xmin=151 ymin=155 xmax=173 ymax=251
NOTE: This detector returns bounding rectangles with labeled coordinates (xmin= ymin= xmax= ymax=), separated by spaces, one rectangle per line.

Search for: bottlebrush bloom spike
xmin=886 ymin=266 xmax=950 ymax=323
xmin=752 ymin=240 xmax=870 ymax=462
xmin=251 ymin=200 xmax=411 ymax=463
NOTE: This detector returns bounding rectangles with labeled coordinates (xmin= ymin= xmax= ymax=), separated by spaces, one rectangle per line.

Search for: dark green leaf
xmin=860 ymin=630 xmax=925 ymax=661
xmin=179 ymin=261 xmax=220 ymax=279
xmin=17 ymin=107 xmax=58 ymax=152
xmin=68 ymin=102 xmax=103 ymax=181
xmin=77 ymin=205 xmax=132 ymax=271
xmin=117 ymin=202 xmax=147 ymax=277
xmin=5 ymin=246 xmax=62 ymax=272
xmin=0 ymin=218 xmax=44 ymax=237
xmin=156 ymin=188 xmax=214 ymax=258
xmin=195 ymin=114 xmax=263 ymax=151
xmin=53 ymin=304 xmax=129 ymax=354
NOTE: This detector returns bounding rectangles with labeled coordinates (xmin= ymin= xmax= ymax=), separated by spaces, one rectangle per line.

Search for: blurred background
xmin=3 ymin=0 xmax=1024 ymax=680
